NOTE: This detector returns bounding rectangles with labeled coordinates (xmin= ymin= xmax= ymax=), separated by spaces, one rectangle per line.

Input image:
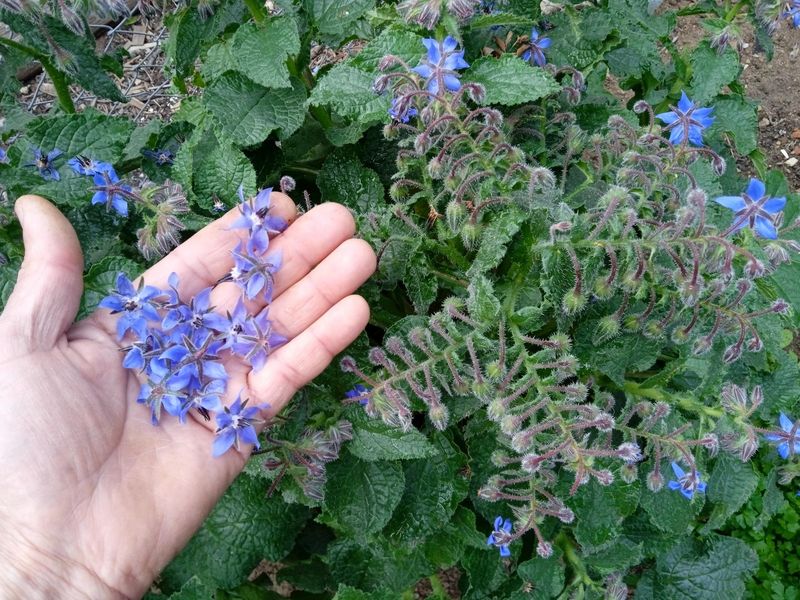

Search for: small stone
xmin=759 ymin=117 xmax=770 ymax=127
xmin=786 ymin=157 xmax=799 ymax=167
xmin=791 ymin=129 xmax=800 ymax=139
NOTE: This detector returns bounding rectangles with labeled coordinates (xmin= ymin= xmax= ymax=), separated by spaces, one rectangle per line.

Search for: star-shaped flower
xmin=412 ymin=36 xmax=470 ymax=94
xmin=522 ymin=27 xmax=552 ymax=67
xmin=656 ymin=91 xmax=715 ymax=146
xmin=212 ymin=395 xmax=267 ymax=457
xmin=764 ymin=412 xmax=800 ymax=459
xmin=388 ymin=98 xmax=418 ymax=123
xmin=667 ymin=462 xmax=707 ymax=500
xmin=98 ymin=273 xmax=163 ymax=340
xmin=26 ymin=147 xmax=62 ymax=180
xmin=714 ymin=178 xmax=786 ymax=239
xmin=230 ymin=185 xmax=287 ymax=254
xmin=68 ymin=155 xmax=116 ymax=177
xmin=344 ymin=384 xmax=371 ymax=406
xmin=142 ymin=148 xmax=175 ymax=166
xmin=784 ymin=0 xmax=800 ymax=27
xmin=91 ymin=169 xmax=132 ymax=217
xmin=487 ymin=516 xmax=513 ymax=557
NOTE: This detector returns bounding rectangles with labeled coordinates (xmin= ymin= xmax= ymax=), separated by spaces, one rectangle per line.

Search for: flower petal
xmin=746 ymin=178 xmax=766 ymax=200
xmin=714 ymin=196 xmax=746 ymax=211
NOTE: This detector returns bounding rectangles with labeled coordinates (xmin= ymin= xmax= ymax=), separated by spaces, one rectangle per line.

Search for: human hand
xmin=0 ymin=194 xmax=375 ymax=598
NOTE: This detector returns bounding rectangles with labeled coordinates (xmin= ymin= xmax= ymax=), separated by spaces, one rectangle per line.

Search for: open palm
xmin=0 ymin=194 xmax=375 ymax=598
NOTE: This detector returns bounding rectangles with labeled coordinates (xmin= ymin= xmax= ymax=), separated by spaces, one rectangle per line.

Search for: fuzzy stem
xmin=0 ymin=36 xmax=75 ymax=113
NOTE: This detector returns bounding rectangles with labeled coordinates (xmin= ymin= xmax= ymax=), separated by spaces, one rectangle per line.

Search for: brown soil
xmin=669 ymin=2 xmax=800 ymax=189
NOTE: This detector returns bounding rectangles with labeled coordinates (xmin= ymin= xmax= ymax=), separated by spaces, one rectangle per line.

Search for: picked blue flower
xmin=160 ymin=331 xmax=228 ymax=387
xmin=230 ymin=186 xmax=288 ymax=254
xmin=412 ymin=36 xmax=469 ymax=94
xmin=0 ymin=146 xmax=8 ymax=164
xmin=162 ymin=286 xmax=229 ymax=338
xmin=99 ymin=273 xmax=163 ymax=340
xmin=212 ymin=394 xmax=267 ymax=457
xmin=487 ymin=516 xmax=513 ymax=557
xmin=233 ymin=307 xmax=286 ymax=372
xmin=714 ymin=178 xmax=786 ymax=240
xmin=522 ymin=28 xmax=552 ymax=67
xmin=137 ymin=360 xmax=188 ymax=425
xmin=180 ymin=379 xmax=225 ymax=423
xmin=26 ymin=147 xmax=62 ymax=180
xmin=667 ymin=461 xmax=707 ymax=500
xmin=764 ymin=412 xmax=800 ymax=459
xmin=656 ymin=91 xmax=714 ymax=146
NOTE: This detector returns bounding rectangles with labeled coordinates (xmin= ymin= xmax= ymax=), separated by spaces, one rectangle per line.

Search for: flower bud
xmin=618 ymin=442 xmax=643 ymax=464
xmin=646 ymin=470 xmax=664 ymax=492
xmin=744 ymin=258 xmax=765 ymax=279
xmin=594 ymin=315 xmax=620 ymax=342
xmin=461 ymin=222 xmax=481 ymax=249
xmin=279 ymin=175 xmax=296 ymax=193
xmin=723 ymin=343 xmax=743 ymax=364
xmin=491 ymin=450 xmax=509 ymax=467
xmin=501 ymin=414 xmax=520 ymax=436
xmin=445 ymin=200 xmax=467 ymax=232
xmin=536 ymin=541 xmax=554 ymax=558
xmin=593 ymin=276 xmax=614 ymax=300
xmin=772 ymin=298 xmax=791 ymax=315
xmin=512 ymin=428 xmax=535 ymax=453
xmin=487 ymin=398 xmax=506 ymax=422
xmin=595 ymin=469 xmax=614 ymax=486
xmin=562 ymin=290 xmax=586 ymax=315
xmin=633 ymin=100 xmax=649 ymax=114
xmin=521 ymin=453 xmax=543 ymax=473
xmin=429 ymin=403 xmax=449 ymax=430
xmin=620 ymin=463 xmax=638 ymax=483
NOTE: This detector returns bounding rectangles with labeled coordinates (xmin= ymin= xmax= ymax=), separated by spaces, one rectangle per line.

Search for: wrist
xmin=0 ymin=529 xmax=127 ymax=600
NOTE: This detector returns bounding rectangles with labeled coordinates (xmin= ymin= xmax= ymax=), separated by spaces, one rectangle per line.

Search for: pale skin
xmin=0 ymin=193 xmax=376 ymax=598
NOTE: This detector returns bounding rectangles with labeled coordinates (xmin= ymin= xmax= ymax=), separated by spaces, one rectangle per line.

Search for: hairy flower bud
xmin=617 ymin=442 xmax=642 ymax=464
xmin=562 ymin=289 xmax=586 ymax=315
xmin=595 ymin=315 xmax=621 ymax=341
xmin=744 ymin=258 xmax=765 ymax=279
xmin=646 ymin=470 xmax=664 ymax=492
xmin=686 ymin=188 xmax=707 ymax=207
xmin=620 ymin=463 xmax=638 ymax=483
xmin=501 ymin=414 xmax=520 ymax=436
xmin=536 ymin=541 xmax=554 ymax=558
xmin=595 ymin=469 xmax=614 ymax=486
xmin=765 ymin=243 xmax=790 ymax=267
xmin=711 ymin=155 xmax=727 ymax=176
xmin=521 ymin=453 xmax=543 ymax=473
xmin=478 ymin=484 xmax=502 ymax=501
xmin=445 ymin=200 xmax=467 ymax=232
xmin=512 ymin=428 xmax=535 ymax=453
xmin=461 ymin=222 xmax=481 ymax=249
xmin=701 ymin=433 xmax=719 ymax=456
xmin=720 ymin=383 xmax=747 ymax=413
xmin=487 ymin=398 xmax=506 ymax=422
xmin=772 ymin=298 xmax=791 ymax=315
xmin=446 ymin=0 xmax=478 ymax=19
xmin=723 ymin=343 xmax=743 ymax=364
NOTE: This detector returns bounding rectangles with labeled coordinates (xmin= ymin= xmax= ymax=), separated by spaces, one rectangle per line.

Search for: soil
xmin=669 ymin=1 xmax=800 ymax=190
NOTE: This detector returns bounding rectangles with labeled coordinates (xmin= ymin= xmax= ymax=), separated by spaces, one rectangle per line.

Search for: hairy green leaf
xmin=464 ymin=55 xmax=560 ymax=106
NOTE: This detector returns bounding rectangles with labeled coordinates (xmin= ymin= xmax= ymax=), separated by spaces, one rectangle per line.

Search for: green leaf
xmin=461 ymin=546 xmax=507 ymax=596
xmin=515 ymin=551 xmax=566 ymax=599
xmin=689 ymin=43 xmax=740 ymax=105
xmin=160 ymin=473 xmax=309 ymax=591
xmin=205 ymin=73 xmax=306 ymax=146
xmin=349 ymin=27 xmax=424 ymax=71
xmin=348 ymin=418 xmax=439 ymax=461
xmin=193 ymin=142 xmax=257 ymax=211
xmin=652 ymin=535 xmax=757 ymax=599
xmin=322 ymin=453 xmax=405 ymax=536
xmin=639 ymin=466 xmax=704 ymax=534
xmin=308 ymin=64 xmax=389 ymax=123
xmin=404 ymin=254 xmax=438 ymax=314
xmin=701 ymin=453 xmax=758 ymax=532
xmin=467 ymin=275 xmax=501 ymax=322
xmin=384 ymin=434 xmax=467 ymax=543
xmin=305 ymin=0 xmax=375 ymax=36
xmin=204 ymin=18 xmax=300 ymax=88
xmin=25 ymin=110 xmax=134 ymax=164
xmin=422 ymin=506 xmax=484 ymax=567
xmin=332 ymin=584 xmax=394 ymax=600
xmin=754 ymin=467 xmax=787 ymax=531
xmin=569 ymin=475 xmax=641 ymax=548
xmin=710 ymin=96 xmax=758 ymax=155
xmin=467 ymin=208 xmax=522 ymax=277
xmin=584 ymin=536 xmax=644 ymax=575
xmin=464 ymin=55 xmax=560 ymax=106
xmin=317 ymin=152 xmax=384 ymax=212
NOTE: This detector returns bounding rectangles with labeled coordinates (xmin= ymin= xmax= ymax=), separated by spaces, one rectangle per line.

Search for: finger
xmin=267 ymin=238 xmax=376 ymax=338
xmin=1 ymin=195 xmax=84 ymax=349
xmin=139 ymin=191 xmax=297 ymax=297
xmin=248 ymin=295 xmax=370 ymax=416
xmin=209 ymin=202 xmax=357 ymax=314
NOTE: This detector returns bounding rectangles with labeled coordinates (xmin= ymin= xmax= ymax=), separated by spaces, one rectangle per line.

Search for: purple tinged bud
xmin=712 ymin=155 xmax=727 ymax=176
xmin=721 ymin=383 xmax=747 ymax=412
xmin=620 ymin=463 xmax=638 ymax=484
xmin=478 ymin=485 xmax=502 ymax=501
xmin=693 ymin=336 xmax=714 ymax=355
xmin=595 ymin=469 xmax=614 ymax=486
xmin=723 ymin=343 xmax=743 ymax=364
xmin=536 ymin=541 xmax=554 ymax=558
xmin=618 ymin=442 xmax=643 ymax=464
xmin=429 ymin=403 xmax=449 ymax=430
xmin=557 ymin=507 xmax=575 ymax=523
xmin=279 ymin=176 xmax=296 ymax=193
xmin=501 ymin=415 xmax=520 ymax=436
xmin=687 ymin=188 xmax=707 ymax=206
xmin=339 ymin=356 xmax=357 ymax=373
xmin=647 ymin=470 xmax=664 ymax=492
xmin=747 ymin=335 xmax=764 ymax=352
xmin=751 ymin=385 xmax=763 ymax=408
xmin=744 ymin=259 xmax=765 ymax=279
xmin=512 ymin=429 xmax=535 ymax=453
xmin=772 ymin=298 xmax=791 ymax=315
xmin=701 ymin=433 xmax=720 ymax=456
xmin=633 ymin=100 xmax=649 ymax=114
xmin=521 ymin=453 xmax=543 ymax=473
xmin=593 ymin=411 xmax=614 ymax=432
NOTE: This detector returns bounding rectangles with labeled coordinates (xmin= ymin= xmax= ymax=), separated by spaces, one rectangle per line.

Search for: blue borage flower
xmin=522 ymin=27 xmax=551 ymax=67
xmin=99 ymin=273 xmax=163 ymax=340
xmin=345 ymin=384 xmax=371 ymax=406
xmin=667 ymin=462 xmax=707 ymax=500
xmin=714 ymin=178 xmax=786 ymax=240
xmin=655 ymin=91 xmax=715 ymax=146
xmin=68 ymin=155 xmax=115 ymax=177
xmin=764 ymin=412 xmax=800 ymax=459
xmin=412 ymin=36 xmax=469 ymax=94
xmin=26 ymin=147 xmax=62 ymax=180
xmin=389 ymin=98 xmax=418 ymax=123
xmin=99 ymin=182 xmax=287 ymax=456
xmin=142 ymin=148 xmax=175 ymax=166
xmin=212 ymin=394 xmax=267 ymax=457
xmin=0 ymin=146 xmax=8 ymax=164
xmin=487 ymin=516 xmax=513 ymax=557
xmin=91 ymin=169 xmax=132 ymax=217
xmin=784 ymin=0 xmax=800 ymax=27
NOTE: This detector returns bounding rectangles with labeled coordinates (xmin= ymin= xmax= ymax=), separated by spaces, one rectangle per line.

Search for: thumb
xmin=1 ymin=195 xmax=84 ymax=348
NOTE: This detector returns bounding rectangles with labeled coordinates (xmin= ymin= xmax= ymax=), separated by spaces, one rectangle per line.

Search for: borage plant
xmin=2 ymin=0 xmax=800 ymax=598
